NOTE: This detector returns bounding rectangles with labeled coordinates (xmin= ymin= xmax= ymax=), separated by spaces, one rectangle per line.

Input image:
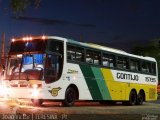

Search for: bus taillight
xmin=11 ymin=39 xmax=15 ymax=42
xmin=42 ymin=36 xmax=46 ymax=40
xmin=23 ymin=37 xmax=33 ymax=41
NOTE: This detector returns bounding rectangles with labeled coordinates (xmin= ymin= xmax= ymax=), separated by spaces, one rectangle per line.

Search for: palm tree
xmin=10 ymin=0 xmax=41 ymax=17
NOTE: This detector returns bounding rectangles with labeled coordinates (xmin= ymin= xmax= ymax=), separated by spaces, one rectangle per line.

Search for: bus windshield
xmin=10 ymin=39 xmax=47 ymax=53
xmin=5 ymin=54 xmax=44 ymax=80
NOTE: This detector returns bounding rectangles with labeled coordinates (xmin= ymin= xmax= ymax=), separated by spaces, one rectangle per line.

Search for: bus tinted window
xmin=10 ymin=40 xmax=47 ymax=53
xmin=86 ymin=50 xmax=93 ymax=64
xmin=48 ymin=40 xmax=63 ymax=54
xmin=130 ymin=59 xmax=140 ymax=71
xmin=117 ymin=57 xmax=129 ymax=69
xmin=67 ymin=45 xmax=76 ymax=60
xmin=102 ymin=53 xmax=115 ymax=68
xmin=75 ymin=47 xmax=84 ymax=62
xmin=45 ymin=54 xmax=62 ymax=83
xmin=141 ymin=62 xmax=151 ymax=73
xmin=66 ymin=43 xmax=156 ymax=76
xmin=151 ymin=63 xmax=156 ymax=74
xmin=93 ymin=52 xmax=101 ymax=65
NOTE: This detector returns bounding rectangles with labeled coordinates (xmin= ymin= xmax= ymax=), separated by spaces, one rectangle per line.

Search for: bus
xmin=2 ymin=35 xmax=158 ymax=106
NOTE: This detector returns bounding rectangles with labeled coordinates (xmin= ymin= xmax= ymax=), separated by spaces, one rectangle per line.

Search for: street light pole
xmin=1 ymin=32 xmax=5 ymax=66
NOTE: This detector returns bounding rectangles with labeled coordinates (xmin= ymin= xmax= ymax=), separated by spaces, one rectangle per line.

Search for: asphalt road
xmin=0 ymin=98 xmax=159 ymax=120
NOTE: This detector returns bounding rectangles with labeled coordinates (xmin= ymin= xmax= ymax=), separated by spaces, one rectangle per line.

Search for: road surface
xmin=0 ymin=98 xmax=159 ymax=120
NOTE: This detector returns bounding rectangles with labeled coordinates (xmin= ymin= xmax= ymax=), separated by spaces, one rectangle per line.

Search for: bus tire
xmin=136 ymin=91 xmax=144 ymax=105
xmin=124 ymin=90 xmax=137 ymax=106
xmin=63 ymin=87 xmax=76 ymax=107
xmin=31 ymin=99 xmax=43 ymax=106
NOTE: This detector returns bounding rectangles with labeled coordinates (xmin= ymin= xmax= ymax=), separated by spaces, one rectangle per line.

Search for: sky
xmin=1 ymin=0 xmax=160 ymax=52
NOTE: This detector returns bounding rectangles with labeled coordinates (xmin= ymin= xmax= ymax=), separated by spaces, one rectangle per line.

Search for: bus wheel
xmin=124 ymin=90 xmax=137 ymax=106
xmin=31 ymin=99 xmax=43 ymax=106
xmin=128 ymin=90 xmax=137 ymax=105
xmin=136 ymin=91 xmax=144 ymax=105
xmin=63 ymin=87 xmax=76 ymax=107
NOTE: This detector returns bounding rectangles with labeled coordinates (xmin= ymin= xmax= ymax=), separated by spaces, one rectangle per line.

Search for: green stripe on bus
xmin=91 ymin=67 xmax=111 ymax=100
xmin=79 ymin=64 xmax=103 ymax=100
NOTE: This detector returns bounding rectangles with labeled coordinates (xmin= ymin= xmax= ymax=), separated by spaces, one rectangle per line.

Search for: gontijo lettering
xmin=117 ymin=72 xmax=139 ymax=81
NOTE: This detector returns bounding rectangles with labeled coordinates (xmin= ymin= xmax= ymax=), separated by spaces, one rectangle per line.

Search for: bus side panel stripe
xmin=91 ymin=67 xmax=111 ymax=100
xmin=79 ymin=65 xmax=103 ymax=100
xmin=101 ymin=68 xmax=115 ymax=100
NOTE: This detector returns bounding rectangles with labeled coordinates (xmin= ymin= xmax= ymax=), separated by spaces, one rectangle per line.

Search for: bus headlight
xmin=0 ymin=82 xmax=9 ymax=97
xmin=31 ymin=89 xmax=39 ymax=98
xmin=32 ymin=84 xmax=38 ymax=88
xmin=30 ymin=84 xmax=42 ymax=98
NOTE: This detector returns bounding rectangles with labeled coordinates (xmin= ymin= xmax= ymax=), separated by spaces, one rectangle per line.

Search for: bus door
xmin=44 ymin=53 xmax=62 ymax=83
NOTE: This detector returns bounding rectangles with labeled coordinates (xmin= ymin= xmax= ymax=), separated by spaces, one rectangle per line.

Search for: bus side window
xmin=141 ymin=62 xmax=151 ymax=73
xmin=117 ymin=57 xmax=123 ymax=69
xmin=130 ymin=59 xmax=140 ymax=71
xmin=75 ymin=47 xmax=84 ymax=62
xmin=151 ymin=63 xmax=156 ymax=74
xmin=93 ymin=52 xmax=101 ymax=65
xmin=49 ymin=40 xmax=63 ymax=54
xmin=67 ymin=45 xmax=76 ymax=61
xmin=45 ymin=54 xmax=60 ymax=83
xmin=109 ymin=55 xmax=115 ymax=68
xmin=117 ymin=57 xmax=129 ymax=69
xmin=86 ymin=50 xmax=93 ymax=64
xmin=102 ymin=53 xmax=115 ymax=68
xmin=102 ymin=54 xmax=109 ymax=67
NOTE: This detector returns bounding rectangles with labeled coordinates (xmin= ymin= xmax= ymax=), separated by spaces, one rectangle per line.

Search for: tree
xmin=132 ymin=40 xmax=160 ymax=82
xmin=10 ymin=0 xmax=41 ymax=17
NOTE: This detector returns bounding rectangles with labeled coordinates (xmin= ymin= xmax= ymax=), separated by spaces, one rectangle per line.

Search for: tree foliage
xmin=132 ymin=40 xmax=160 ymax=82
xmin=10 ymin=0 xmax=41 ymax=17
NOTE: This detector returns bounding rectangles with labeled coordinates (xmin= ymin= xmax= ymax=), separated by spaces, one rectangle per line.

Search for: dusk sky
xmin=1 ymin=0 xmax=160 ymax=52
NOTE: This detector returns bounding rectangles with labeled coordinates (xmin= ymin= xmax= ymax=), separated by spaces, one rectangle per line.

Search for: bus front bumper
xmin=3 ymin=88 xmax=42 ymax=99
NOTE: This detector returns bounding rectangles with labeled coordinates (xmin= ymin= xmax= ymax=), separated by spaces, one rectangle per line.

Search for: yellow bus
xmin=2 ymin=35 xmax=158 ymax=106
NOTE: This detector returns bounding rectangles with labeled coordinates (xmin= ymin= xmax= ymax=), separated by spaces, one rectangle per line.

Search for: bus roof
xmin=65 ymin=37 xmax=156 ymax=62
xmin=11 ymin=35 xmax=156 ymax=62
